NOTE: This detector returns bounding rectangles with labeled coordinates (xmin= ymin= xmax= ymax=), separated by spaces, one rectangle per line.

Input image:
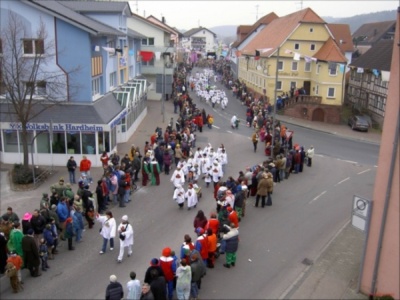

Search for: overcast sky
xmin=129 ymin=0 xmax=398 ymax=30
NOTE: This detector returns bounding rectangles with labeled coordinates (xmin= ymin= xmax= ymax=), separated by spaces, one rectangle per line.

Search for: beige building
xmin=359 ymin=7 xmax=399 ymax=299
xmin=239 ymin=8 xmax=353 ymax=123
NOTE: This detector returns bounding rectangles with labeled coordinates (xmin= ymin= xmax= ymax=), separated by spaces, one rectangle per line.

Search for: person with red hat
xmin=194 ymin=227 xmax=208 ymax=266
xmin=227 ymin=206 xmax=239 ymax=229
xmin=159 ymin=247 xmax=176 ymax=300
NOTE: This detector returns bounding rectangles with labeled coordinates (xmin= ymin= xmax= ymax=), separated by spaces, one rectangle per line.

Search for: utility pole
xmin=255 ymin=4 xmax=259 ymax=21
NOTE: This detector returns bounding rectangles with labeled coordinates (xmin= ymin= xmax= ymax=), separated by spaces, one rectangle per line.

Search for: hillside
xmin=208 ymin=9 xmax=397 ymax=41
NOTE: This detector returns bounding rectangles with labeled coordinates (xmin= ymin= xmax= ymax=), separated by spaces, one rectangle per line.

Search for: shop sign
xmin=7 ymin=122 xmax=104 ymax=132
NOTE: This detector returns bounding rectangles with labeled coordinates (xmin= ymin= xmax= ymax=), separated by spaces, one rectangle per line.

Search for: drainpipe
xmin=370 ymin=96 xmax=399 ymax=295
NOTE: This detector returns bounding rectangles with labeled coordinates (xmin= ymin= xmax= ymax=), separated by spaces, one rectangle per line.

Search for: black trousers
xmin=255 ymin=195 xmax=266 ymax=207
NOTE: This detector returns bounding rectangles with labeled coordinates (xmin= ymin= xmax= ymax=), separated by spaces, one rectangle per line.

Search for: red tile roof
xmin=327 ymin=24 xmax=354 ymax=52
xmin=313 ymin=37 xmax=347 ymax=63
xmin=241 ymin=7 xmax=326 ymax=57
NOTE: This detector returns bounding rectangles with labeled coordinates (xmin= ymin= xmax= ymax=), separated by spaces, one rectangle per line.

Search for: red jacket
xmin=159 ymin=256 xmax=175 ymax=281
xmin=206 ymin=219 xmax=220 ymax=235
xmin=195 ymin=235 xmax=209 ymax=260
xmin=228 ymin=211 xmax=239 ymax=229
xmin=80 ymin=159 xmax=91 ymax=172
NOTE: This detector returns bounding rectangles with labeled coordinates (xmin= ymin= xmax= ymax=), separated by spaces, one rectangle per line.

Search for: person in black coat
xmin=144 ymin=258 xmax=164 ymax=284
xmin=105 ymin=274 xmax=124 ymax=300
xmin=149 ymin=269 xmax=166 ymax=300
xmin=0 ymin=232 xmax=7 ymax=274
xmin=118 ymin=174 xmax=128 ymax=208
xmin=30 ymin=209 xmax=46 ymax=247
xmin=22 ymin=229 xmax=41 ymax=277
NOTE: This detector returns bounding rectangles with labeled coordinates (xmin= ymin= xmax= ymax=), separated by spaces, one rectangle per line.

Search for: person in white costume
xmin=117 ymin=215 xmax=134 ymax=263
xmin=173 ymin=184 xmax=186 ymax=209
xmin=185 ymin=183 xmax=198 ymax=210
xmin=170 ymin=166 xmax=185 ymax=188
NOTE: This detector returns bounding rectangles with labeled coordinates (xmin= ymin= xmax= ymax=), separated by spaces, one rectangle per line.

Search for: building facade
xmin=0 ymin=0 xmax=147 ymax=167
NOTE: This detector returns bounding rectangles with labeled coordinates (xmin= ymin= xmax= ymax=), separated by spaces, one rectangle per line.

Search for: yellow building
xmin=239 ymin=8 xmax=353 ymax=123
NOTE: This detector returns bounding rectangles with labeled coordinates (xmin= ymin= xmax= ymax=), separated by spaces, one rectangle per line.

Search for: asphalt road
xmin=0 ymin=69 xmax=379 ymax=299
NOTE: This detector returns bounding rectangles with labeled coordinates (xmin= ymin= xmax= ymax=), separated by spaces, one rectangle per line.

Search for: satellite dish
xmin=256 ymin=65 xmax=262 ymax=71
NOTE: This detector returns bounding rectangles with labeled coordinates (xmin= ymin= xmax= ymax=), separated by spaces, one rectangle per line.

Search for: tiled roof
xmin=241 ymin=8 xmax=326 ymax=57
xmin=352 ymin=20 xmax=396 ymax=45
xmin=57 ymin=0 xmax=130 ymax=13
xmin=0 ymin=93 xmax=123 ymax=124
xmin=327 ymin=24 xmax=354 ymax=52
xmin=130 ymin=13 xmax=174 ymax=34
xmin=183 ymin=27 xmax=216 ymax=37
xmin=236 ymin=25 xmax=253 ymax=35
xmin=31 ymin=1 xmax=125 ymax=36
xmin=146 ymin=15 xmax=181 ymax=35
xmin=313 ymin=37 xmax=347 ymax=63
xmin=349 ymin=39 xmax=394 ymax=71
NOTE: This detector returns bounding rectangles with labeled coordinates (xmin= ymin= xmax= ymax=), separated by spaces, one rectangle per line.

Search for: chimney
xmin=162 ymin=16 xmax=165 ymax=23
xmin=374 ymin=28 xmax=378 ymax=36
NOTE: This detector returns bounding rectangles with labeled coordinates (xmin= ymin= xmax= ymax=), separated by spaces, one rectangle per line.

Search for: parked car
xmin=348 ymin=115 xmax=370 ymax=132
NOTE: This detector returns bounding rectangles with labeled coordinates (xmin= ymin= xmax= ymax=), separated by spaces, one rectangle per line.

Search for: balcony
xmin=285 ymin=95 xmax=322 ymax=107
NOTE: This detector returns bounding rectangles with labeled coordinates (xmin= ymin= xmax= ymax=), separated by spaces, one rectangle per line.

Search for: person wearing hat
xmin=105 ymin=274 xmax=124 ymax=300
xmin=117 ymin=215 xmax=134 ymax=263
xmin=66 ymin=156 xmax=77 ymax=184
xmin=194 ymin=227 xmax=209 ymax=267
xmin=21 ymin=212 xmax=33 ymax=235
xmin=170 ymin=165 xmax=185 ymax=189
xmin=21 ymin=228 xmax=41 ymax=277
xmin=144 ymin=258 xmax=164 ymax=285
xmin=173 ymin=184 xmax=185 ymax=209
xmin=159 ymin=247 xmax=176 ymax=300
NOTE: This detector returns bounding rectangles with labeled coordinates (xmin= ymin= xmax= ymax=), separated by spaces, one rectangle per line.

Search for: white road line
xmin=212 ymin=125 xmax=220 ymax=129
xmin=343 ymin=160 xmax=358 ymax=164
xmin=308 ymin=190 xmax=327 ymax=204
xmin=227 ymin=130 xmax=233 ymax=133
xmin=335 ymin=177 xmax=350 ymax=186
xmin=357 ymin=169 xmax=371 ymax=175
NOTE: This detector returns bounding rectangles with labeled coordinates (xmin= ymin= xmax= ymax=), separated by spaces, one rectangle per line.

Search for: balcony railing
xmin=285 ymin=95 xmax=322 ymax=106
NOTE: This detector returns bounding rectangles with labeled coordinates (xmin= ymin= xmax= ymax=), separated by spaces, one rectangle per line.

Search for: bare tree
xmin=1 ymin=11 xmax=79 ymax=168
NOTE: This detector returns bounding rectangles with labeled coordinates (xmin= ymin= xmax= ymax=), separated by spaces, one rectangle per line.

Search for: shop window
xmin=3 ymin=130 xmax=19 ymax=152
xmin=111 ymin=127 xmax=117 ymax=151
xmin=82 ymin=132 xmax=96 ymax=154
xmin=66 ymin=132 xmax=81 ymax=154
xmin=98 ymin=131 xmax=110 ymax=153
xmin=52 ymin=131 xmax=66 ymax=154
xmin=37 ymin=132 xmax=50 ymax=153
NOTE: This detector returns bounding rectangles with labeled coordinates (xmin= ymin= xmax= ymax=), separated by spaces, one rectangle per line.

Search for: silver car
xmin=348 ymin=115 xmax=370 ymax=132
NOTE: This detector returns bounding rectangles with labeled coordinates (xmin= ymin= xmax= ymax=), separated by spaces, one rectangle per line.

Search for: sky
xmin=128 ymin=0 xmax=398 ymax=30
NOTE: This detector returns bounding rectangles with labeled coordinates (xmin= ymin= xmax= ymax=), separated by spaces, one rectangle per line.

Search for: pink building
xmin=359 ymin=7 xmax=400 ymax=299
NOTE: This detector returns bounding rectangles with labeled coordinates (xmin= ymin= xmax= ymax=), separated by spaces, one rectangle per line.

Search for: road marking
xmin=212 ymin=125 xmax=220 ymax=129
xmin=227 ymin=130 xmax=233 ymax=133
xmin=357 ymin=169 xmax=371 ymax=175
xmin=335 ymin=177 xmax=350 ymax=186
xmin=343 ymin=160 xmax=358 ymax=164
xmin=308 ymin=190 xmax=327 ymax=204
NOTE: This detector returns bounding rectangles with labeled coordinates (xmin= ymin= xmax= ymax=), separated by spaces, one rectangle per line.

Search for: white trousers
xmin=118 ymin=241 xmax=132 ymax=261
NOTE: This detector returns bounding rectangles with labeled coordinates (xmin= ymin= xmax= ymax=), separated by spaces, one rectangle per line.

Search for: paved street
xmin=0 ymin=68 xmax=379 ymax=299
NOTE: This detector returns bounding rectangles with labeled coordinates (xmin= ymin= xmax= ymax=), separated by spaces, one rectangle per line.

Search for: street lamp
xmin=270 ymin=46 xmax=280 ymax=157
xmin=162 ymin=47 xmax=171 ymax=123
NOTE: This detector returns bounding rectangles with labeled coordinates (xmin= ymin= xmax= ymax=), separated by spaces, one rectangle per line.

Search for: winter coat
xmin=57 ymin=202 xmax=69 ymax=223
xmin=256 ymin=177 xmax=269 ymax=196
xmin=106 ymin=281 xmax=124 ymax=300
xmin=190 ymin=259 xmax=205 ymax=282
xmin=159 ymin=256 xmax=176 ymax=281
xmin=222 ymin=226 xmax=239 ymax=253
xmin=97 ymin=216 xmax=116 ymax=240
xmin=21 ymin=235 xmax=40 ymax=268
xmin=163 ymin=152 xmax=172 ymax=166
xmin=118 ymin=222 xmax=134 ymax=247
xmin=176 ymin=265 xmax=191 ymax=290
xmin=66 ymin=159 xmax=77 ymax=171
xmin=79 ymin=159 xmax=91 ymax=172
xmin=30 ymin=215 xmax=46 ymax=234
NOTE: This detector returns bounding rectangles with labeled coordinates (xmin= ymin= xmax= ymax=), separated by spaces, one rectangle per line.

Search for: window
xmin=143 ymin=57 xmax=155 ymax=67
xmin=310 ymin=44 xmax=315 ymax=51
xmin=92 ymin=56 xmax=103 ymax=77
xmin=82 ymin=133 xmax=95 ymax=154
xmin=315 ymin=85 xmax=319 ymax=95
xmin=24 ymin=81 xmax=46 ymax=96
xmin=66 ymin=132 xmax=81 ymax=154
xmin=290 ymin=81 xmax=297 ymax=90
xmin=292 ymin=61 xmax=298 ymax=71
xmin=310 ymin=28 xmax=314 ymax=33
xmin=305 ymin=62 xmax=311 ymax=72
xmin=277 ymin=61 xmax=283 ymax=71
xmin=110 ymin=72 xmax=117 ymax=89
xmin=37 ymin=132 xmax=50 ymax=153
xmin=23 ymin=39 xmax=44 ymax=55
xmin=316 ymin=64 xmax=321 ymax=74
xmin=327 ymin=87 xmax=335 ymax=98
xmin=52 ymin=132 xmax=66 ymax=154
xmin=294 ymin=43 xmax=300 ymax=50
xmin=329 ymin=62 xmax=337 ymax=76
xmin=92 ymin=77 xmax=101 ymax=97
xmin=276 ymin=81 xmax=282 ymax=90
xmin=141 ymin=38 xmax=154 ymax=46
xmin=108 ymin=40 xmax=116 ymax=56
xmin=98 ymin=131 xmax=110 ymax=153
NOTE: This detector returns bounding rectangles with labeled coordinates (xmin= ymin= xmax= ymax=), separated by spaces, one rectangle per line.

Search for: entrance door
xmin=303 ymin=81 xmax=311 ymax=95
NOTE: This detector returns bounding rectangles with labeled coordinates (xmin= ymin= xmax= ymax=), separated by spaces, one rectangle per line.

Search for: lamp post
xmin=162 ymin=47 xmax=171 ymax=123
xmin=270 ymin=46 xmax=280 ymax=157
